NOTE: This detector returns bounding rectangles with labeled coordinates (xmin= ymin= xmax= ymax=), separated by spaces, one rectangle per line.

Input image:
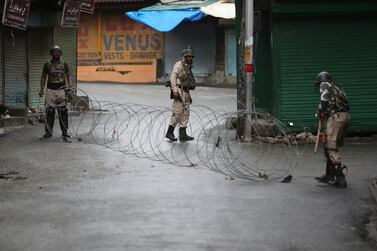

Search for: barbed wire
xmin=40 ymin=88 xmax=305 ymax=182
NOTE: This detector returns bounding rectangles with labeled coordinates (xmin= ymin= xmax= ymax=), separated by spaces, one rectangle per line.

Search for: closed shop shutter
xmin=3 ymin=29 xmax=28 ymax=107
xmin=164 ymin=18 xmax=216 ymax=76
xmin=225 ymin=27 xmax=236 ymax=76
xmin=28 ymin=28 xmax=53 ymax=109
xmin=273 ymin=17 xmax=377 ymax=133
xmin=0 ymin=28 xmax=3 ymax=104
xmin=53 ymin=27 xmax=77 ymax=89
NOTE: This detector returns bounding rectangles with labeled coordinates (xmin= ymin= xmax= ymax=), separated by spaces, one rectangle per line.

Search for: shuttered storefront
xmin=28 ymin=28 xmax=53 ymax=109
xmin=0 ymin=28 xmax=3 ymax=104
xmin=273 ymin=17 xmax=377 ymax=133
xmin=3 ymin=28 xmax=28 ymax=107
xmin=164 ymin=18 xmax=216 ymax=77
xmin=53 ymin=27 xmax=77 ymax=89
xmin=225 ymin=27 xmax=236 ymax=76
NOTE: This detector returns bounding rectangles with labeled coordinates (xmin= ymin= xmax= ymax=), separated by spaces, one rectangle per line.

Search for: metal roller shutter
xmin=0 ymin=28 xmax=3 ymax=104
xmin=53 ymin=27 xmax=77 ymax=89
xmin=164 ymin=18 xmax=216 ymax=76
xmin=273 ymin=17 xmax=377 ymax=133
xmin=28 ymin=28 xmax=53 ymax=109
xmin=226 ymin=27 xmax=236 ymax=76
xmin=3 ymin=28 xmax=28 ymax=107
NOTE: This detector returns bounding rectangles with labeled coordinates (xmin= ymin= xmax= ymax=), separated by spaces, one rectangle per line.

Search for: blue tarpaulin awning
xmin=126 ymin=10 xmax=206 ymax=32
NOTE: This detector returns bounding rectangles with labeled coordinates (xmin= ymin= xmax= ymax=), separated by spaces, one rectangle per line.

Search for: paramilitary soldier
xmin=314 ymin=71 xmax=350 ymax=188
xmin=165 ymin=46 xmax=196 ymax=141
xmin=39 ymin=45 xmax=72 ymax=139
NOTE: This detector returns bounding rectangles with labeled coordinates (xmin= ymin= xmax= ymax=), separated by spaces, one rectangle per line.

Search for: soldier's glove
xmin=65 ymin=88 xmax=74 ymax=102
xmin=65 ymin=88 xmax=74 ymax=95
xmin=173 ymin=92 xmax=180 ymax=100
xmin=316 ymin=111 xmax=324 ymax=121
xmin=39 ymin=90 xmax=44 ymax=97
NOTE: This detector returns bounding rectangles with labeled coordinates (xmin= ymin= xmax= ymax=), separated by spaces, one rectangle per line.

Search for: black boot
xmin=44 ymin=106 xmax=55 ymax=138
xmin=58 ymin=106 xmax=70 ymax=138
xmin=334 ymin=165 xmax=347 ymax=188
xmin=165 ymin=125 xmax=177 ymax=141
xmin=179 ymin=127 xmax=194 ymax=141
xmin=315 ymin=159 xmax=335 ymax=183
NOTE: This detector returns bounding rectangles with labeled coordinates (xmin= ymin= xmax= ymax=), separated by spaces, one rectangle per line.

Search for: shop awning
xmin=141 ymin=0 xmax=218 ymax=11
xmin=95 ymin=0 xmax=145 ymax=2
xmin=125 ymin=0 xmax=222 ymax=32
xmin=200 ymin=1 xmax=235 ymax=19
xmin=125 ymin=0 xmax=235 ymax=32
xmin=126 ymin=10 xmax=206 ymax=32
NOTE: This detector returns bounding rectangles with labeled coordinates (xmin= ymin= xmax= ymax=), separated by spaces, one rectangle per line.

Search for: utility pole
xmin=243 ymin=0 xmax=254 ymax=141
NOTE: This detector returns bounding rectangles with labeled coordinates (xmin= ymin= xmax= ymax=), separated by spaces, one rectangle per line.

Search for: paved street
xmin=0 ymin=83 xmax=376 ymax=251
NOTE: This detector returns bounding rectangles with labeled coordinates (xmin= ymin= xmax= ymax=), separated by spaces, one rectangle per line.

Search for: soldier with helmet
xmin=165 ymin=46 xmax=196 ymax=141
xmin=314 ymin=71 xmax=350 ymax=188
xmin=39 ymin=45 xmax=72 ymax=140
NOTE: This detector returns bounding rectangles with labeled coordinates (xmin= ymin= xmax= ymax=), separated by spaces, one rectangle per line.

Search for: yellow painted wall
xmin=77 ymin=12 xmax=163 ymax=83
xmin=77 ymin=14 xmax=101 ymax=65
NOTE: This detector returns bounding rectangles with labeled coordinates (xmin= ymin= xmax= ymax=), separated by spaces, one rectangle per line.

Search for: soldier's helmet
xmin=314 ymin=71 xmax=332 ymax=85
xmin=182 ymin=46 xmax=195 ymax=57
xmin=50 ymin=45 xmax=62 ymax=55
xmin=314 ymin=71 xmax=332 ymax=92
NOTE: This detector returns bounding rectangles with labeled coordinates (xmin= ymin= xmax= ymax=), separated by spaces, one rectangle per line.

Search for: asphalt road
xmin=0 ymin=83 xmax=376 ymax=251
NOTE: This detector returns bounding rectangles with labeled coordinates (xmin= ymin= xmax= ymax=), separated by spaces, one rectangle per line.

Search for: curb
xmin=367 ymin=179 xmax=377 ymax=244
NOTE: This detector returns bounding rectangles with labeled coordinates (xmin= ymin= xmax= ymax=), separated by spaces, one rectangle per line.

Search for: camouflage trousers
xmin=325 ymin=112 xmax=350 ymax=164
xmin=46 ymin=88 xmax=66 ymax=107
xmin=169 ymin=90 xmax=191 ymax=128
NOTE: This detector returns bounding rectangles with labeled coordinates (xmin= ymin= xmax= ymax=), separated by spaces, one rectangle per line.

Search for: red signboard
xmin=61 ymin=0 xmax=82 ymax=27
xmin=2 ymin=0 xmax=30 ymax=30
xmin=81 ymin=0 xmax=95 ymax=14
xmin=245 ymin=63 xmax=254 ymax=73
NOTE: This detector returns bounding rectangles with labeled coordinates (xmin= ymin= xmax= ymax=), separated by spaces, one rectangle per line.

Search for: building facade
xmin=0 ymin=0 xmax=77 ymax=111
xmin=77 ymin=7 xmax=163 ymax=83
xmin=241 ymin=0 xmax=377 ymax=133
xmin=77 ymin=0 xmax=237 ymax=86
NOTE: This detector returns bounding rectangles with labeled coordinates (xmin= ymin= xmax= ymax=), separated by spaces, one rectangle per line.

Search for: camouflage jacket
xmin=43 ymin=60 xmax=70 ymax=90
xmin=170 ymin=60 xmax=196 ymax=95
xmin=318 ymin=81 xmax=350 ymax=117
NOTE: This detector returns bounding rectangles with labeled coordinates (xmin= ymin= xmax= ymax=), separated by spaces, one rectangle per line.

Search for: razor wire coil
xmin=40 ymin=87 xmax=304 ymax=182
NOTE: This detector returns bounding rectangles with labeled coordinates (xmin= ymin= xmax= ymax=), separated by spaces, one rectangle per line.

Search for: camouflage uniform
xmin=43 ymin=61 xmax=70 ymax=107
xmin=166 ymin=47 xmax=196 ymax=141
xmin=169 ymin=60 xmax=195 ymax=128
xmin=40 ymin=46 xmax=71 ymax=138
xmin=315 ymin=72 xmax=350 ymax=187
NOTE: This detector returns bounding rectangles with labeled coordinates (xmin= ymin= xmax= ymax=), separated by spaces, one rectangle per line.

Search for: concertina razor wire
xmin=39 ymin=87 xmax=305 ymax=182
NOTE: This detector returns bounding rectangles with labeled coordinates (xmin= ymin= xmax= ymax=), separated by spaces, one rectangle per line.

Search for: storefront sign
xmin=2 ymin=0 xmax=30 ymax=30
xmin=81 ymin=0 xmax=95 ymax=14
xmin=101 ymin=15 xmax=163 ymax=64
xmin=61 ymin=0 xmax=82 ymax=27
xmin=78 ymin=14 xmax=164 ymax=65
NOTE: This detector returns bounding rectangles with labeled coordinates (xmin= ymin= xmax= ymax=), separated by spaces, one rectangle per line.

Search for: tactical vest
xmin=45 ymin=61 xmax=67 ymax=90
xmin=179 ymin=63 xmax=196 ymax=91
xmin=326 ymin=83 xmax=350 ymax=115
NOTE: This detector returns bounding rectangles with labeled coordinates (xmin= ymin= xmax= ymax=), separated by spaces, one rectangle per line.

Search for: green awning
xmin=141 ymin=0 xmax=218 ymax=11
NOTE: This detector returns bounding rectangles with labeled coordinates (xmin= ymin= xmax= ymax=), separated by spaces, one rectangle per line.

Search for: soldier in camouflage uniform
xmin=165 ymin=46 xmax=196 ymax=141
xmin=314 ymin=71 xmax=350 ymax=188
xmin=39 ymin=45 xmax=72 ymax=139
